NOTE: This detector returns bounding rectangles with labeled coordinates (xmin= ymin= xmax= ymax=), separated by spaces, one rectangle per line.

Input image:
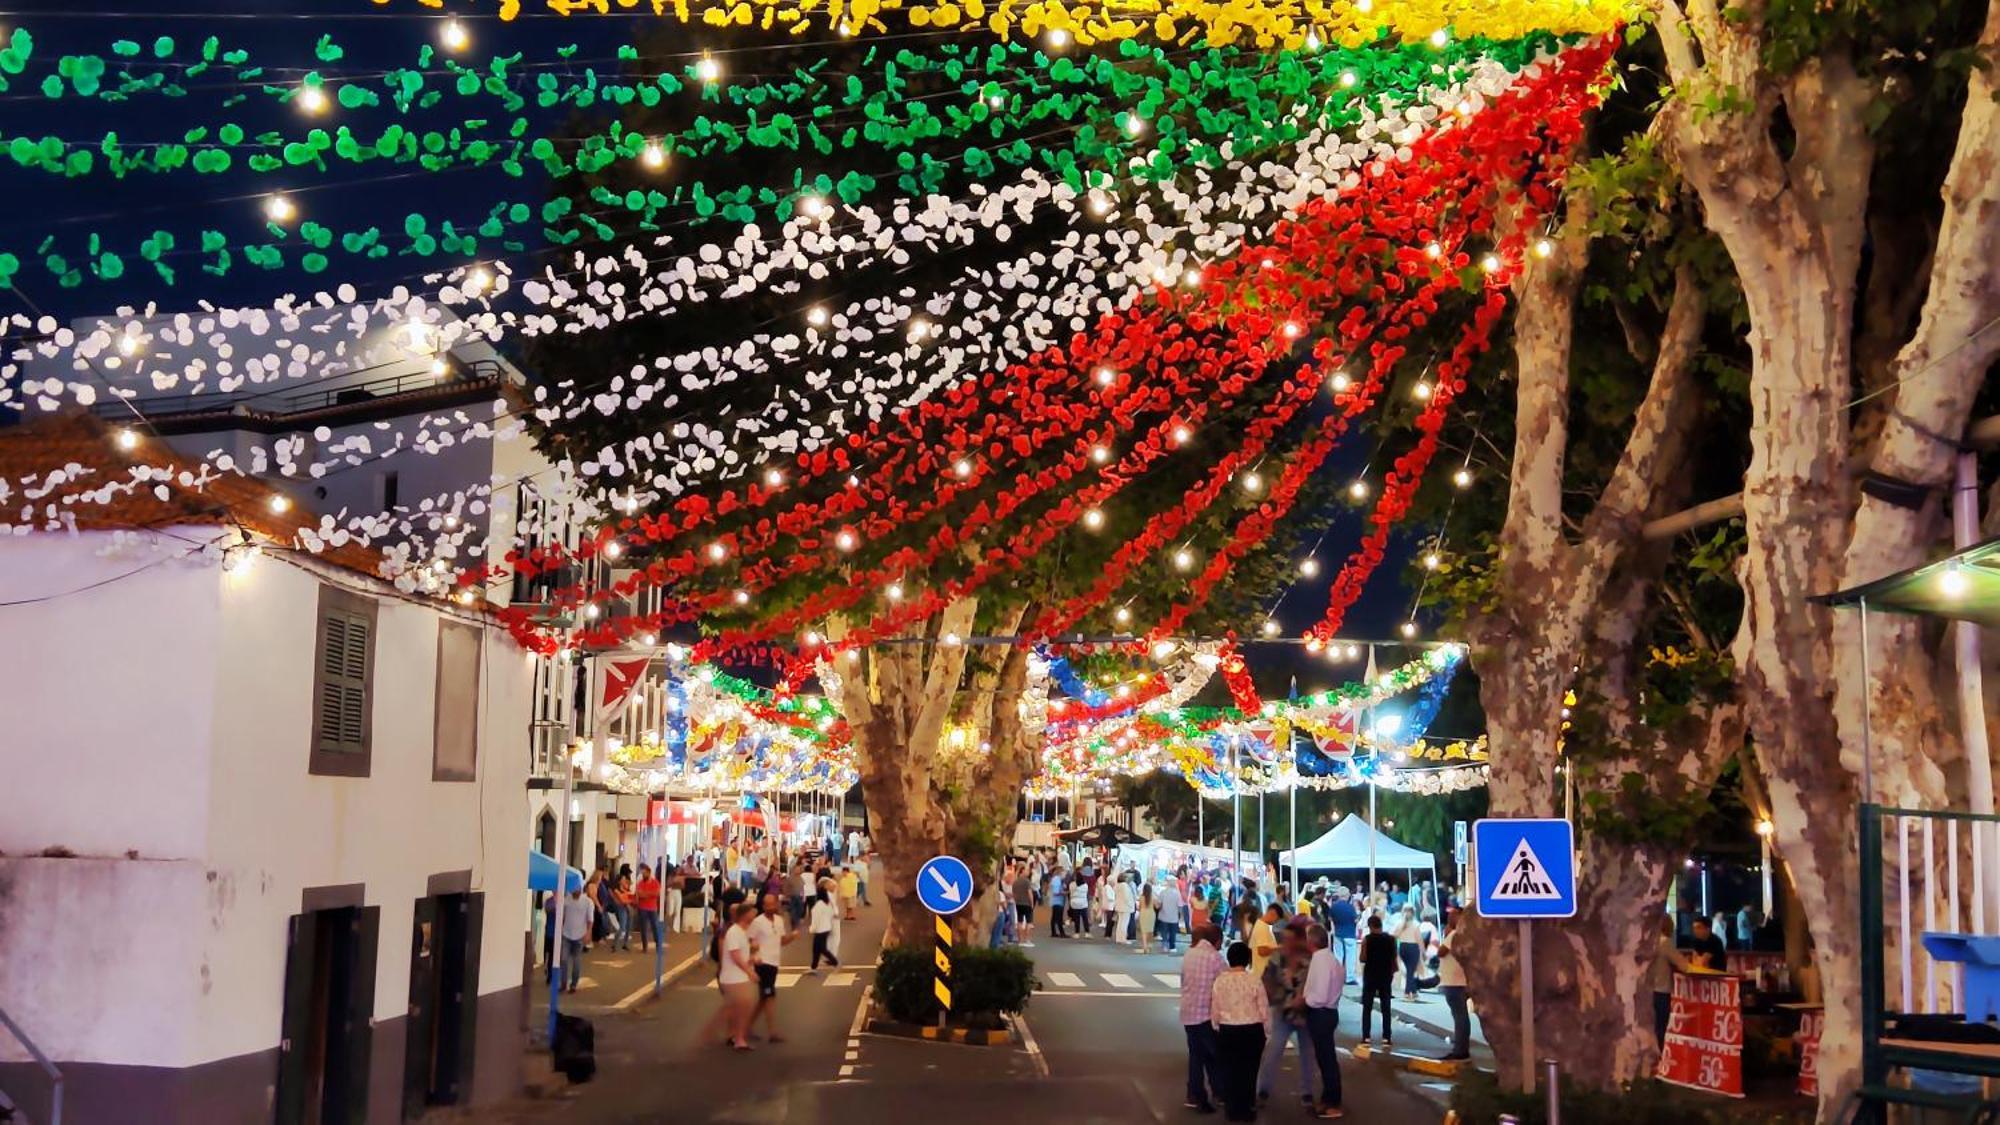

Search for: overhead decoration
xmin=381 ymin=0 xmax=1626 ymax=50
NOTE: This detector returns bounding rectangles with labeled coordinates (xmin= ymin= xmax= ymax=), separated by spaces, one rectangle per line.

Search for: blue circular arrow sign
xmin=916 ymin=855 xmax=974 ymax=916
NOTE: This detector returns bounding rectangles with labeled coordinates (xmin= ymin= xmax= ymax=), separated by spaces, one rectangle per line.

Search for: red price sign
xmin=1795 ymin=1008 xmax=1825 ymax=1098
xmin=1655 ymin=971 xmax=1745 ymax=1098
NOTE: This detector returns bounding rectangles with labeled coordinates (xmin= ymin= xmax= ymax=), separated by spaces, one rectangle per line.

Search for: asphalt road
xmin=492 ymin=890 xmax=1453 ymax=1123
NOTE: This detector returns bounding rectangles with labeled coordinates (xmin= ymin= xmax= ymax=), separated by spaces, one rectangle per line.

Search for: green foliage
xmin=876 ymin=944 xmax=1036 ymax=1028
xmin=1449 ymin=1071 xmax=1808 ymax=1124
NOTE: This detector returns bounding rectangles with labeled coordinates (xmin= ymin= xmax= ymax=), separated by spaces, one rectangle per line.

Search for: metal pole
xmin=547 ymin=734 xmax=576 ymax=1043
xmin=1232 ymin=739 xmax=1243 ymax=907
xmin=1859 ymin=597 xmax=1874 ymax=805
xmin=1954 ymin=454 xmax=1997 ymax=924
xmin=1365 ymin=645 xmax=1379 ymax=902
xmin=1289 ymin=785 xmax=1298 ymax=901
xmin=1543 ymin=1057 xmax=1561 ymax=1123
xmin=1258 ymin=788 xmax=1266 ymax=892
xmin=1519 ymin=919 xmax=1536 ymax=1095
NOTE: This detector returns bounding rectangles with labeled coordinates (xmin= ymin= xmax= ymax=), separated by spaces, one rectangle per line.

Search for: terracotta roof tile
xmin=0 ymin=413 xmax=386 ymax=578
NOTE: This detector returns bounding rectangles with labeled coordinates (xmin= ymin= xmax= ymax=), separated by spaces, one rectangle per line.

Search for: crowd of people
xmin=538 ymin=824 xmax=874 ymax=1004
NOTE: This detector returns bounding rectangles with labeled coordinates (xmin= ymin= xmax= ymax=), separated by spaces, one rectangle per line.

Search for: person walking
xmin=1212 ymin=941 xmax=1268 ymax=1123
xmin=1255 ymin=923 xmax=1317 ymax=1110
xmin=748 ymin=893 xmax=798 ymax=1043
xmin=1329 ymin=891 xmax=1358 ymax=984
xmin=666 ymin=859 xmax=687 ymax=933
xmin=1301 ymin=923 xmax=1345 ymax=1118
xmin=1014 ymin=865 xmax=1038 ymax=948
xmin=1115 ymin=874 xmax=1137 ymax=946
xmin=1436 ymin=913 xmax=1472 ymax=1061
xmin=1137 ymin=883 xmax=1159 ymax=954
xmin=632 ymin=864 xmax=663 ymax=953
xmin=704 ymin=903 xmax=760 ymax=1051
xmin=556 ymin=883 xmax=596 ymax=994
xmin=1393 ymin=905 xmax=1424 ymax=1000
xmin=1049 ymin=867 xmax=1070 ymax=938
xmin=1358 ymin=915 xmax=1398 ymax=1048
xmin=1179 ymin=923 xmax=1227 ymax=1114
xmin=1157 ymin=877 xmax=1183 ymax=953
xmin=1068 ymin=877 xmax=1090 ymax=939
xmin=820 ymin=875 xmax=844 ymax=963
xmin=839 ymin=865 xmax=861 ymax=921
xmin=808 ymin=886 xmax=840 ymax=972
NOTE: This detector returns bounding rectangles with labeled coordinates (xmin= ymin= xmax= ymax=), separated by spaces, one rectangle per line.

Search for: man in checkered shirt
xmin=1179 ymin=923 xmax=1228 ymax=1113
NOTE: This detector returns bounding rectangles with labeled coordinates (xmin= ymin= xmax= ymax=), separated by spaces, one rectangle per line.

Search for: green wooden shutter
xmin=316 ymin=607 xmax=372 ymax=756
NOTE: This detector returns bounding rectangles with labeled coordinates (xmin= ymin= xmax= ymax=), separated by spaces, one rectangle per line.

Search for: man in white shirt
xmin=1301 ymin=923 xmax=1345 ymax=1118
xmin=748 ymin=893 xmax=798 ymax=1041
xmin=554 ymin=886 xmax=596 ymax=994
xmin=1157 ymin=879 xmax=1184 ymax=952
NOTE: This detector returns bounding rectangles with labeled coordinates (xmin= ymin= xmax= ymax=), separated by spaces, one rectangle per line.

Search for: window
xmin=310 ymin=586 xmax=377 ymax=776
xmin=433 ymin=620 xmax=481 ymax=781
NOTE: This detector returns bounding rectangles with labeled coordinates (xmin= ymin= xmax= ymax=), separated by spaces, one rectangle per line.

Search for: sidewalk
xmin=528 ymin=919 xmax=709 ymax=1032
xmin=1340 ymin=989 xmax=1497 ymax=1073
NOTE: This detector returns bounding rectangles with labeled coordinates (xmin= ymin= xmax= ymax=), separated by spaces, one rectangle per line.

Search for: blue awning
xmin=529 ymin=848 xmax=584 ymax=893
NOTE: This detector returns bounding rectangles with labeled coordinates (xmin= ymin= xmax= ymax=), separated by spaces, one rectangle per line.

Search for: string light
xmin=1124 ymin=115 xmax=1146 ymax=137
xmin=763 ymin=468 xmax=784 ymax=488
xmin=886 ymin=583 xmax=904 ymax=601
xmin=1172 ymin=424 xmax=1193 ymax=445
xmin=733 ymin=589 xmax=751 ymax=605
xmin=952 ymin=458 xmax=973 ymax=478
xmin=268 ymin=495 xmax=291 ymax=514
xmin=430 ymin=357 xmax=448 ymax=375
xmin=642 ymin=140 xmax=668 ymax=169
xmin=807 ymin=306 xmax=830 ymax=328
xmin=1094 ymin=367 xmax=1116 ymax=387
xmin=441 ymin=18 xmax=469 ymax=51
xmin=1299 ymin=558 xmax=1321 ymax=578
xmin=1349 ymin=479 xmax=1370 ymax=500
xmin=1261 ymin=619 xmax=1281 ymax=637
xmin=1172 ymin=548 xmax=1195 ymax=571
xmin=1423 ymin=552 xmax=1440 ymax=569
xmin=835 ymin=529 xmax=857 ymax=552
xmin=1241 ymin=472 xmax=1263 ymax=493
xmin=1480 ymin=254 xmax=1503 ymax=273
xmin=800 ymin=194 xmax=828 ymax=219
xmin=1412 ymin=380 xmax=1433 ymax=400
xmin=1942 ymin=562 xmax=1970 ymax=599
xmin=603 ymin=540 xmax=623 ymax=560
xmin=640 ymin=632 xmax=658 ymax=646
xmin=115 ymin=428 xmax=138 ymax=450
xmin=264 ymin=195 xmax=297 ymax=223
xmin=1114 ymin=606 xmax=1133 ymax=625
xmin=695 ymin=54 xmax=722 ymax=83
xmin=1429 ymin=27 xmax=1451 ymax=47
xmin=1340 ymin=70 xmax=1358 ymax=88
xmin=1046 ymin=28 xmax=1070 ymax=48
xmin=584 ymin=604 xmax=601 ymax=620
xmin=296 ymin=85 xmax=328 ymax=114
xmin=1453 ymin=467 xmax=1474 ymax=489
xmin=1082 ymin=507 xmax=1105 ymax=530
xmin=1090 ymin=445 xmax=1111 ymax=464
xmin=117 ymin=332 xmax=141 ymax=357
xmin=707 ymin=542 xmax=727 ymax=562
xmin=1329 ymin=371 xmax=1351 ymax=393
xmin=1425 ymin=242 xmax=1443 ymax=259
xmin=1400 ymin=620 xmax=1420 ymax=638
xmin=1534 ymin=238 xmax=1555 ymax=258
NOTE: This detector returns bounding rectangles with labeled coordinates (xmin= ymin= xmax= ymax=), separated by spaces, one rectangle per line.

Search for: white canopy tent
xmin=1117 ymin=839 xmax=1268 ymax=880
xmin=1279 ymin=814 xmax=1438 ymax=913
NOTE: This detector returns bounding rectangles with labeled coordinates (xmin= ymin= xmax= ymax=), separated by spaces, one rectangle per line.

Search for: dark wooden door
xmin=275 ymin=911 xmax=322 ymax=1125
xmin=401 ymin=897 xmax=440 ymax=1119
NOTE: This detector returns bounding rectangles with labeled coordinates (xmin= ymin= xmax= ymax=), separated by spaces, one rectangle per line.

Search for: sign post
xmin=1472 ymin=819 xmax=1577 ymax=1096
xmin=916 ymin=855 xmax=974 ymax=1030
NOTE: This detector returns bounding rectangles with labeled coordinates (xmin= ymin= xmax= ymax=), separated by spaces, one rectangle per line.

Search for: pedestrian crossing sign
xmin=1472 ymin=818 xmax=1576 ymax=919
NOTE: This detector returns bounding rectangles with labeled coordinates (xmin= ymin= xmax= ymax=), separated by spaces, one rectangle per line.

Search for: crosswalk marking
xmin=1101 ymin=973 xmax=1141 ymax=989
xmin=826 ymin=972 xmax=856 ymax=987
xmin=1047 ymin=972 xmax=1086 ymax=988
xmin=778 ymin=973 xmax=799 ymax=988
xmin=1154 ymin=973 xmax=1181 ymax=988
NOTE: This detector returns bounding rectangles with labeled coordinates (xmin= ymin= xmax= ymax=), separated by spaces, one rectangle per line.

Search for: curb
xmin=1352 ymin=1042 xmax=1479 ymax=1080
xmin=864 ymin=1016 xmax=1012 ymax=1045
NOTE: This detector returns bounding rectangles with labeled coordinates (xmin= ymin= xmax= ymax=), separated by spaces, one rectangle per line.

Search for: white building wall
xmin=0 ymin=529 xmax=531 ymax=1074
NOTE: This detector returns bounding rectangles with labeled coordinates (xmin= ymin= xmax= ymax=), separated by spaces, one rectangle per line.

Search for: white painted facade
xmin=0 ymin=528 xmax=530 ymax=1084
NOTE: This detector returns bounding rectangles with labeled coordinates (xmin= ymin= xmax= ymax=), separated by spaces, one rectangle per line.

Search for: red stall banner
xmin=1795 ymin=1007 xmax=1825 ymax=1098
xmin=1656 ymin=970 xmax=1745 ymax=1098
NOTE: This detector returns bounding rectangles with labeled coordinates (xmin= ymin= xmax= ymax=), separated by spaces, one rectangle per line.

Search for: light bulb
xmin=430 ymin=357 xmax=448 ymax=376
xmin=1346 ymin=644 xmax=1361 ymax=659
xmin=952 ymin=459 xmax=972 ymax=478
xmin=269 ymin=495 xmax=291 ymax=514
xmin=707 ymin=542 xmax=727 ymax=562
xmin=835 ymin=530 xmax=857 ymax=552
xmin=1094 ymin=367 xmax=1116 ymax=386
xmin=432 ymin=559 xmax=449 ymax=574
xmin=1329 ymin=371 xmax=1351 ymax=393
xmin=1125 ymin=115 xmax=1146 ymax=137
xmin=1282 ymin=321 xmax=1302 ymax=339
xmin=988 ymin=94 xmax=1004 ymax=108
xmin=297 ymin=85 xmax=328 ymax=114
xmin=1261 ymin=619 xmax=1281 ymax=637
xmin=1534 ymin=238 xmax=1554 ymax=259
xmin=695 ymin=54 xmax=721 ymax=83
xmin=1152 ymin=640 xmax=1177 ymax=659
xmin=1183 ymin=268 xmax=1203 ymax=287
xmin=1089 ymin=191 xmax=1114 ymax=217
xmin=265 ymin=195 xmax=296 ymax=223
xmin=763 ymin=468 xmax=784 ymax=488
xmin=1429 ymin=27 xmax=1450 ymax=47
xmin=1114 ymin=606 xmax=1133 ymax=625
xmin=807 ymin=306 xmax=829 ymax=327
xmin=1453 ymin=467 xmax=1473 ymax=489
xmin=1299 ymin=558 xmax=1320 ymax=578
xmin=1172 ymin=425 xmax=1193 ymax=445
xmin=1424 ymin=242 xmax=1443 ymax=259
xmin=1305 ymin=31 xmax=1322 ymax=50
xmin=1339 ymin=70 xmax=1357 ymax=88
xmin=642 ymin=140 xmax=667 ymax=169
xmin=443 ymin=515 xmax=459 ymax=529
xmin=1413 ymin=381 xmax=1433 ymax=400
xmin=733 ymin=589 xmax=750 ymax=606
xmin=441 ymin=18 xmax=468 ymax=51
xmin=584 ymin=604 xmax=601 ymax=620
xmin=1942 ymin=564 xmax=1970 ymax=598
xmin=1424 ymin=552 xmax=1440 ymax=570
xmin=1082 ymin=508 xmax=1105 ymax=530
xmin=800 ymin=194 xmax=827 ymax=219
xmin=1046 ymin=28 xmax=1070 ymax=48
xmin=1400 ymin=621 xmax=1419 ymax=638
xmin=1349 ymin=480 xmax=1370 ymax=500
xmin=1481 ymin=254 xmax=1502 ymax=273
xmin=115 ymin=428 xmax=139 ymax=450
xmin=804 ymin=631 xmax=821 ymax=646
xmin=1172 ymin=549 xmax=1194 ymax=571
xmin=1241 ymin=472 xmax=1262 ymax=493
xmin=908 ymin=317 xmax=931 ymax=342
xmin=1090 ymin=445 xmax=1111 ymax=464
xmin=943 ymin=632 xmax=962 ymax=646
xmin=886 ymin=583 xmax=903 ymax=601
xmin=603 ymin=540 xmax=623 ymax=560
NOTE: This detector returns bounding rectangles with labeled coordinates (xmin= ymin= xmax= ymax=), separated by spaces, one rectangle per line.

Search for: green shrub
xmin=875 ymin=944 xmax=1037 ymax=1028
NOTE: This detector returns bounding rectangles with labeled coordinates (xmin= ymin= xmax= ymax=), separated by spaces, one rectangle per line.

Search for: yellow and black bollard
xmin=933 ymin=915 xmax=953 ymax=1028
